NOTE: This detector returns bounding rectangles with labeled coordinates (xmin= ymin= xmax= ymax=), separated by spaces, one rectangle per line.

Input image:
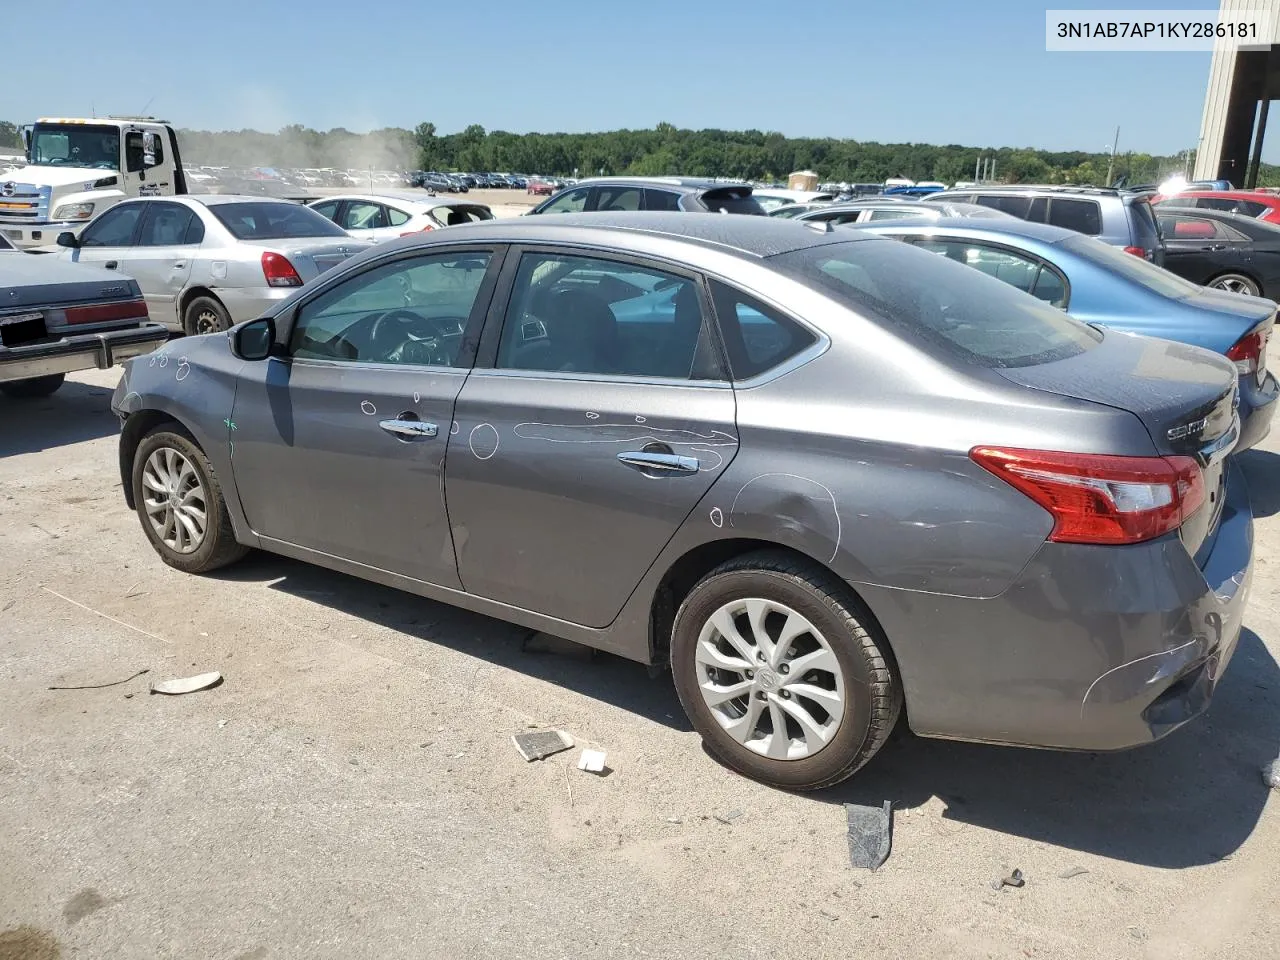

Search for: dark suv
xmin=528 ymin=177 xmax=766 ymax=216
xmin=924 ymin=185 xmax=1165 ymax=264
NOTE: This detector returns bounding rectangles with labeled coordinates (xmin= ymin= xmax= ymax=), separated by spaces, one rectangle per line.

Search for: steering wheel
xmin=367 ymin=310 xmax=466 ymax=365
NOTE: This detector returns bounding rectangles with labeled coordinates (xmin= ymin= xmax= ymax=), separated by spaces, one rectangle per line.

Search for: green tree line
xmin=4 ymin=119 xmax=1279 ymax=186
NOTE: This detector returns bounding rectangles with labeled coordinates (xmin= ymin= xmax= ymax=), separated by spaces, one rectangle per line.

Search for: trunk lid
xmin=998 ymin=329 xmax=1238 ymax=562
xmin=1 ymin=256 xmax=138 ymax=311
xmin=238 ymin=238 xmax=373 ymax=281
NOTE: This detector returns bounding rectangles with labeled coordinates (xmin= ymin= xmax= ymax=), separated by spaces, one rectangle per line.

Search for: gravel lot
xmin=2 ymin=368 xmax=1279 ymax=959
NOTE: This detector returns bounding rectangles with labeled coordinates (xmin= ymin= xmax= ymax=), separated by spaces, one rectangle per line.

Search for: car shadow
xmin=0 ymin=380 xmax=119 ymax=456
xmin=213 ymin=552 xmax=693 ymax=732
xmin=217 ymin=553 xmax=1275 ymax=868
xmin=1238 ymin=448 xmax=1280 ymax=518
xmin=820 ymin=627 xmax=1279 ymax=868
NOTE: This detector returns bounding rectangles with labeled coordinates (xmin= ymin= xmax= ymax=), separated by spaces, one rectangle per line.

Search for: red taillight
xmin=64 ymin=298 xmax=149 ymax=325
xmin=261 ymin=251 xmax=303 ymax=288
xmin=970 ymin=447 xmax=1205 ymax=545
xmin=399 ymin=224 xmax=435 ymax=237
xmin=1226 ymin=327 xmax=1268 ymax=376
xmin=1123 ymin=245 xmax=1147 ymax=259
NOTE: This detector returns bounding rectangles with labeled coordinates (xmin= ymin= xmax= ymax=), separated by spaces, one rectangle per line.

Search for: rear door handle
xmin=617 ymin=451 xmax=699 ymax=473
xmin=104 ymin=261 xmax=118 ymax=269
xmin=379 ymin=418 xmax=437 ymax=439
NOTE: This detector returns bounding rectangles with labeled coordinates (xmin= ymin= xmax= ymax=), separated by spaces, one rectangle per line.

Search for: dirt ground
xmin=2 ymin=369 xmax=1279 ymax=960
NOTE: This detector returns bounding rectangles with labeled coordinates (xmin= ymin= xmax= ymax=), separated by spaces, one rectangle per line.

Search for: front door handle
xmin=104 ymin=260 xmax=118 ymax=269
xmin=379 ymin=418 xmax=437 ymax=439
xmin=617 ymin=451 xmax=699 ymax=473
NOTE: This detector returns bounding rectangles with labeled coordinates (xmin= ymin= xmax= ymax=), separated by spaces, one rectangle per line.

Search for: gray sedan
xmin=52 ymin=196 xmax=373 ymax=335
xmin=112 ymin=212 xmax=1252 ymax=789
xmin=789 ymin=199 xmax=1018 ymax=225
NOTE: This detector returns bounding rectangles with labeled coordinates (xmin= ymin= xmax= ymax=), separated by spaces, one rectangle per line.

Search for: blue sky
xmin=7 ymin=0 xmax=1267 ymax=160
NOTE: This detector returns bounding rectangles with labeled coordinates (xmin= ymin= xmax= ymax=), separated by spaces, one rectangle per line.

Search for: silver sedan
xmin=52 ymin=195 xmax=373 ymax=335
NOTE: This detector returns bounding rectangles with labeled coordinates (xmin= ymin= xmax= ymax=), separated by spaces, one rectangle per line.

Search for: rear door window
xmin=341 ymin=201 xmax=389 ymax=230
xmin=772 ymin=239 xmax=1099 ymax=367
xmin=643 ymin=189 xmax=682 ymax=211
xmin=136 ymin=202 xmax=197 ymax=246
xmin=592 ymin=186 xmax=641 ymax=211
xmin=1047 ymin=198 xmax=1102 ymax=235
xmin=386 ymin=206 xmax=411 ymax=227
xmin=975 ymin=194 xmax=1033 ymax=218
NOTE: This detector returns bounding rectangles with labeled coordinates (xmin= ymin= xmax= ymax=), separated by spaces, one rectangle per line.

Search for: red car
xmin=1153 ymin=190 xmax=1280 ymax=225
xmin=527 ymin=179 xmax=557 ymax=196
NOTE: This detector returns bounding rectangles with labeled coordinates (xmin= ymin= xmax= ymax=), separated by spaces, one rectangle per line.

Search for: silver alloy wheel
xmin=694 ymin=598 xmax=845 ymax=760
xmin=1209 ymin=274 xmax=1259 ymax=296
xmin=141 ymin=447 xmax=208 ymax=555
xmin=194 ymin=307 xmax=221 ymax=334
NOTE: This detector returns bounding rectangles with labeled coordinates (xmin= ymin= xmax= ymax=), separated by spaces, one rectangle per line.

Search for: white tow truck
xmin=0 ymin=117 xmax=189 ymax=250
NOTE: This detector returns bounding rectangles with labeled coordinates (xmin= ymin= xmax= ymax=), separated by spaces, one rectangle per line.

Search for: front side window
xmin=593 ymin=186 xmax=641 ymax=211
xmin=709 ymin=282 xmax=817 ymax=380
xmin=340 ymin=201 xmax=389 ymax=230
xmin=537 ymin=187 xmax=589 ymax=214
xmin=773 ymin=239 xmax=1099 ymax=368
xmin=79 ymin=203 xmax=144 ymax=247
xmin=496 ymin=253 xmax=706 ymax=378
xmin=210 ymin=202 xmax=348 ymax=240
xmin=136 ymin=203 xmax=197 ymax=246
xmin=289 ymin=252 xmax=493 ymax=366
xmin=124 ymin=132 xmax=144 ymax=173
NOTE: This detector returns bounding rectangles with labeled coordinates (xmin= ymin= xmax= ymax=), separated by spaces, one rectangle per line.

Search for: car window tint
xmin=497 ymin=253 xmax=705 ymax=378
xmin=1157 ymin=197 xmax=1199 ymax=210
xmin=975 ymin=194 xmax=1033 ymax=217
xmin=137 ymin=203 xmax=197 ymax=246
xmin=341 ymin=201 xmax=389 ymax=230
xmin=433 ymin=205 xmax=491 ymax=226
xmin=184 ymin=214 xmax=206 ymax=245
xmin=79 ymin=204 xmax=143 ymax=247
xmin=124 ymin=132 xmax=144 ymax=172
xmin=702 ymin=189 xmax=766 ymax=215
xmin=594 ymin=187 xmax=641 ymax=212
xmin=1047 ymin=199 xmax=1102 ymax=235
xmin=209 ymin=202 xmax=348 ymax=239
xmin=310 ymin=200 xmax=339 ymax=220
xmin=774 ymin=239 xmax=1099 ymax=368
xmin=1027 ymin=197 xmax=1049 ymax=223
xmin=867 ymin=207 xmax=928 ymax=221
xmin=644 ymin=189 xmax=682 ymax=211
xmin=709 ymin=281 xmax=817 ymax=380
xmin=539 ymin=187 xmax=589 ymax=214
xmin=289 ymin=252 xmax=492 ymax=366
xmin=386 ymin=206 xmax=411 ymax=227
xmin=1030 ymin=266 xmax=1069 ymax=308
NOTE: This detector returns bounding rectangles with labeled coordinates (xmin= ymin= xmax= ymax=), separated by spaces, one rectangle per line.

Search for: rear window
xmin=210 ymin=202 xmax=349 ymax=240
xmin=701 ymin=188 xmax=766 ymax=215
xmin=1047 ymin=198 xmax=1102 ymax=235
xmin=771 ymin=239 xmax=1100 ymax=368
xmin=1059 ymin=234 xmax=1203 ymax=299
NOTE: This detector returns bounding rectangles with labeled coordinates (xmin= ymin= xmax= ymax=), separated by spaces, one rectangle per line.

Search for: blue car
xmin=860 ymin=217 xmax=1277 ymax=450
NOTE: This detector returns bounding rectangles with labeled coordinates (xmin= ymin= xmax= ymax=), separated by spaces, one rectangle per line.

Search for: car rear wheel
xmin=184 ymin=296 xmax=232 ymax=337
xmin=132 ymin=427 xmax=248 ymax=574
xmin=0 ymin=374 xmax=65 ymax=399
xmin=1208 ymin=272 xmax=1261 ymax=297
xmin=671 ymin=551 xmax=901 ymax=790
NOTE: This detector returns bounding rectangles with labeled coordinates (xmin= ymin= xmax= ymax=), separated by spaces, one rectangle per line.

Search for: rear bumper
xmin=0 ymin=323 xmax=169 ymax=383
xmin=213 ymin=286 xmax=294 ymax=326
xmin=864 ymin=460 xmax=1253 ymax=751
xmin=1236 ymin=370 xmax=1277 ymax=451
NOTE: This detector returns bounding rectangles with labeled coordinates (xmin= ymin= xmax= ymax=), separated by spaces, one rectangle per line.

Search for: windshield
xmin=771 ymin=238 xmax=1100 ymax=367
xmin=1059 ymin=234 xmax=1203 ymax=299
xmin=209 ymin=202 xmax=349 ymax=240
xmin=29 ymin=124 xmax=122 ymax=170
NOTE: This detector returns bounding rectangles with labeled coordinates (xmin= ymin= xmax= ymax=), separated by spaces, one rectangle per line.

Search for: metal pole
xmin=1105 ymin=126 xmax=1120 ymax=185
xmin=990 ymin=158 xmax=996 ymax=183
xmin=974 ymin=156 xmax=980 ymax=182
xmin=1248 ymin=99 xmax=1270 ymax=189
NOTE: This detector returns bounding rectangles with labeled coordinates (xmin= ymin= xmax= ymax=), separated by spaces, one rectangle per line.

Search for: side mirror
xmin=56 ymin=231 xmax=80 ymax=248
xmin=230 ymin=317 xmax=276 ymax=360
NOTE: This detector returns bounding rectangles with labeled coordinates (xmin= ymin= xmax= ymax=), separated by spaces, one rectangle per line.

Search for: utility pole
xmin=1105 ymin=126 xmax=1120 ymax=185
xmin=990 ymin=158 xmax=996 ymax=183
xmin=974 ymin=156 xmax=980 ymax=182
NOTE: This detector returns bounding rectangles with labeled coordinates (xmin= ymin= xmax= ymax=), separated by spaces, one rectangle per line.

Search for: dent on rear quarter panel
xmin=120 ymin=336 xmax=251 ymax=539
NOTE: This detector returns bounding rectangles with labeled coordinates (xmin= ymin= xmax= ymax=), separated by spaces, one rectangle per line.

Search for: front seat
xmin=545 ymin=290 xmax=620 ymax=373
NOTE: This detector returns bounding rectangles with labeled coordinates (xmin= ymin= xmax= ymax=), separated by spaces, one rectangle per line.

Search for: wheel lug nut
xmin=756 ymin=651 xmax=766 ymax=662
xmin=779 ymin=663 xmax=789 ymax=674
xmin=780 ymin=690 xmax=791 ymax=699
xmin=744 ymin=670 xmax=754 ymax=680
xmin=755 ymin=691 xmax=767 ymax=701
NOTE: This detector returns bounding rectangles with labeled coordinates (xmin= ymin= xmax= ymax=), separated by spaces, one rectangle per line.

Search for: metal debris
xmin=1058 ymin=866 xmax=1089 ymax=880
xmin=992 ymin=868 xmax=1026 ymax=890
xmin=149 ymin=671 xmax=222 ymax=695
xmin=49 ymin=668 xmax=149 ymax=691
xmin=512 ymin=729 xmax=574 ymax=761
xmin=844 ymin=801 xmax=893 ymax=870
xmin=577 ymin=748 xmax=607 ymax=773
xmin=714 ymin=809 xmax=744 ymax=825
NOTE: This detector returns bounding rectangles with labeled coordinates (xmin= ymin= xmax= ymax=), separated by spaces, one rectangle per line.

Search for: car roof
xmin=309 ymin=193 xmax=482 ymax=208
xmin=567 ymin=177 xmax=750 ymax=193
xmin=378 ymin=211 xmax=860 ymax=259
xmin=930 ymin=185 xmax=1134 ymax=198
xmin=1162 ymin=190 xmax=1280 ymax=203
xmin=180 ymin=194 xmax=304 ymax=207
xmin=858 ymin=216 xmax=1080 ymax=244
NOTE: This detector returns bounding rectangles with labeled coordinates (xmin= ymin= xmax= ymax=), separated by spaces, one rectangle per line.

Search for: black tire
xmin=1207 ymin=272 xmax=1261 ymax=297
xmin=671 ymin=551 xmax=902 ymax=791
xmin=0 ymin=374 xmax=65 ymax=399
xmin=183 ymin=295 xmax=232 ymax=337
xmin=131 ymin=427 xmax=249 ymax=574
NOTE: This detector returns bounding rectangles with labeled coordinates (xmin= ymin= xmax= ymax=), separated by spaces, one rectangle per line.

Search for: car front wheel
xmin=132 ymin=427 xmax=249 ymax=573
xmin=671 ymin=552 xmax=901 ymax=790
